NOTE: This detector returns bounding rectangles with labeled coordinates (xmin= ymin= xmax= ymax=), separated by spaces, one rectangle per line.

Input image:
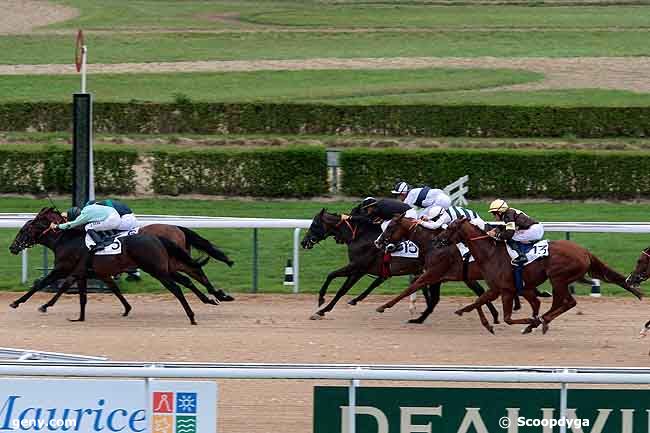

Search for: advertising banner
xmin=0 ymin=378 xmax=217 ymax=433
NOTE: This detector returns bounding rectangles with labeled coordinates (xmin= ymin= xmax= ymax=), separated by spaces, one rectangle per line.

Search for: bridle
xmin=335 ymin=218 xmax=357 ymax=241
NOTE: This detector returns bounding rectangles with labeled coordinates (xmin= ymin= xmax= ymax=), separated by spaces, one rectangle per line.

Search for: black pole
xmin=73 ymin=93 xmax=92 ymax=208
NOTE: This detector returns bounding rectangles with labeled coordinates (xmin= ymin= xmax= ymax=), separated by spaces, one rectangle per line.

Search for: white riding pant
xmin=85 ymin=213 xmax=121 ymax=232
xmin=118 ymin=213 xmax=138 ymax=231
xmin=513 ymin=223 xmax=544 ymax=243
xmin=380 ymin=208 xmax=418 ymax=232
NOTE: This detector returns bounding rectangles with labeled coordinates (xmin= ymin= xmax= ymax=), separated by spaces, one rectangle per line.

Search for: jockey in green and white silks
xmin=87 ymin=198 xmax=138 ymax=232
xmin=53 ymin=204 xmax=121 ymax=250
xmin=420 ymin=205 xmax=485 ymax=230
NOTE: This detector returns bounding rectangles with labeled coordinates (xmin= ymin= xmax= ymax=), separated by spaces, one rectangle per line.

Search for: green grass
xmin=0 ymin=69 xmax=542 ymax=103
xmin=4 ymin=31 xmax=650 ymax=65
xmin=326 ymin=89 xmax=650 ymax=107
xmin=6 ymin=70 xmax=650 ymax=107
xmin=46 ymin=1 xmax=650 ymax=31
xmin=1 ymin=197 xmax=649 ymax=299
xmin=243 ymin=5 xmax=650 ymax=28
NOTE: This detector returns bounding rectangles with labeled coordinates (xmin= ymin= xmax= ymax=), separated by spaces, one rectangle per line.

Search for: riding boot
xmin=87 ymin=229 xmax=112 ymax=252
xmin=506 ymin=239 xmax=527 ymax=266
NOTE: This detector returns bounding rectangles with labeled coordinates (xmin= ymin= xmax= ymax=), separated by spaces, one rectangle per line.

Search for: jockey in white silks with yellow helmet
xmin=419 ymin=205 xmax=485 ymax=231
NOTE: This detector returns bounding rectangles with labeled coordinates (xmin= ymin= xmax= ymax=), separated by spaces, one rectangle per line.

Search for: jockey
xmin=391 ymin=181 xmax=452 ymax=217
xmin=345 ymin=197 xmax=415 ymax=228
xmin=51 ymin=203 xmax=122 ymax=251
xmin=420 ymin=205 xmax=484 ymax=231
xmin=87 ymin=198 xmax=138 ymax=232
xmin=486 ymin=199 xmax=544 ymax=265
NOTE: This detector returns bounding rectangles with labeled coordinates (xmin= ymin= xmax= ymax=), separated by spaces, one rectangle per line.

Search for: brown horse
xmin=302 ymin=209 xmax=499 ymax=324
xmin=374 ymin=215 xmax=528 ymax=334
xmin=11 ymin=217 xmax=235 ymax=312
xmin=625 ymin=248 xmax=650 ymax=336
xmin=433 ymin=218 xmax=642 ymax=334
xmin=9 ymin=208 xmax=218 ymax=324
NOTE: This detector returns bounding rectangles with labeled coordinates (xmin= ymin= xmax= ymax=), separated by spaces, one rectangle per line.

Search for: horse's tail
xmin=588 ymin=253 xmax=642 ymax=300
xmin=158 ymin=236 xmax=208 ymax=268
xmin=177 ymin=226 xmax=234 ymax=267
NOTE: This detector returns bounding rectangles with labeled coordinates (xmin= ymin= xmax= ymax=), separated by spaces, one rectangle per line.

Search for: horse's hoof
xmin=226 ymin=260 xmax=234 ymax=268
xmin=310 ymin=313 xmax=323 ymax=320
xmin=376 ymin=306 xmax=385 ymax=313
xmin=68 ymin=318 xmax=85 ymax=322
xmin=348 ymin=299 xmax=357 ymax=306
xmin=639 ymin=328 xmax=649 ymax=338
xmin=216 ymin=292 xmax=234 ymax=302
xmin=454 ymin=309 xmax=464 ymax=316
xmin=487 ymin=326 xmax=495 ymax=335
xmin=407 ymin=318 xmax=425 ymax=324
xmin=38 ymin=305 xmax=47 ymax=313
xmin=542 ymin=322 xmax=550 ymax=334
xmin=521 ymin=326 xmax=533 ymax=335
xmin=493 ymin=319 xmax=500 ymax=325
xmin=9 ymin=302 xmax=19 ymax=309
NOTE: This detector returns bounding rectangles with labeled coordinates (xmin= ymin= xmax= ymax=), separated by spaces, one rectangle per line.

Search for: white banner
xmin=0 ymin=378 xmax=217 ymax=433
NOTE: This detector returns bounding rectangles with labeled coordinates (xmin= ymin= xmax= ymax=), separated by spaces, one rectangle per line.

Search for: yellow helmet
xmin=489 ymin=199 xmax=509 ymax=213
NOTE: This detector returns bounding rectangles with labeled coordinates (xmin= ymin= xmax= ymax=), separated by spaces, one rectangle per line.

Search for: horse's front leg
xmin=316 ymin=262 xmax=360 ymax=307
xmin=11 ymin=268 xmax=66 ymax=308
xmin=311 ymin=273 xmax=365 ymax=319
xmin=455 ymin=286 xmax=501 ymax=316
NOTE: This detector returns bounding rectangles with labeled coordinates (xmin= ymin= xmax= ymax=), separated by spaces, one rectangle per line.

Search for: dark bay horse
xmin=625 ymin=248 xmax=650 ymax=336
xmin=301 ymin=209 xmax=499 ymax=324
xmin=9 ymin=208 xmax=215 ymax=324
xmin=433 ymin=218 xmax=642 ymax=334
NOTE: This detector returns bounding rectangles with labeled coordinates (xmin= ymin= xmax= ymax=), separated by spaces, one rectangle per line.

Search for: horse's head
xmin=374 ymin=213 xmax=411 ymax=250
xmin=301 ymin=209 xmax=340 ymax=249
xmin=626 ymin=248 xmax=650 ymax=290
xmin=9 ymin=207 xmax=65 ymax=254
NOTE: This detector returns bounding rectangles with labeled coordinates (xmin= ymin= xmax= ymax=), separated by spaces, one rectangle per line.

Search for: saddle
xmin=84 ymin=228 xmax=140 ymax=255
xmin=505 ymin=240 xmax=549 ymax=267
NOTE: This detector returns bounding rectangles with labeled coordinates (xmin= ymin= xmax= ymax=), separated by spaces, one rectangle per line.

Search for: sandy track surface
xmin=0 ymin=0 xmax=77 ymax=35
xmin=1 ymin=292 xmax=648 ymax=433
xmin=4 ymin=56 xmax=650 ymax=92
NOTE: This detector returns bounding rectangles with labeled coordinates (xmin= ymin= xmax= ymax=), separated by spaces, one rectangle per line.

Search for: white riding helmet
xmin=391 ymin=181 xmax=410 ymax=194
xmin=426 ymin=205 xmax=444 ymax=220
xmin=489 ymin=199 xmax=509 ymax=214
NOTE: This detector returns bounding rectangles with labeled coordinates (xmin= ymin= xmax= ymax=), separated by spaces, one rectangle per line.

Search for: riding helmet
xmin=361 ymin=197 xmax=378 ymax=209
xmin=391 ymin=181 xmax=410 ymax=194
xmin=488 ymin=199 xmax=509 ymax=214
xmin=66 ymin=206 xmax=81 ymax=221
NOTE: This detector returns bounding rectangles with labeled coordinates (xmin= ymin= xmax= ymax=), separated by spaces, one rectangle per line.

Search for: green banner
xmin=314 ymin=386 xmax=650 ymax=433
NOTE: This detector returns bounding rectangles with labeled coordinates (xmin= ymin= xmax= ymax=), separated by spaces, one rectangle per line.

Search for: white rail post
xmin=21 ymin=250 xmax=28 ymax=284
xmin=349 ymin=378 xmax=359 ymax=433
xmin=559 ymin=368 xmax=569 ymax=433
xmin=293 ymin=228 xmax=301 ymax=294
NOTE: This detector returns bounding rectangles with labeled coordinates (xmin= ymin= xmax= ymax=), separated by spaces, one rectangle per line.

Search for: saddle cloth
xmin=390 ymin=240 xmax=419 ymax=259
xmin=506 ymin=239 xmax=549 ymax=266
xmin=84 ymin=227 xmax=140 ymax=256
xmin=455 ymin=242 xmax=475 ymax=262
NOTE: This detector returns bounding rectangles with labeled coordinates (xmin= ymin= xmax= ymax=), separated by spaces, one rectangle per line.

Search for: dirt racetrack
xmin=1 ymin=292 xmax=648 ymax=433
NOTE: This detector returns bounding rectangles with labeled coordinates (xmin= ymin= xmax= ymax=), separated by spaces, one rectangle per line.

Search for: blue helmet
xmin=66 ymin=206 xmax=81 ymax=221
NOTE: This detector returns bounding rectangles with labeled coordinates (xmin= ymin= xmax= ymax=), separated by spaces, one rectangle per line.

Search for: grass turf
xmin=4 ymin=31 xmax=650 ymax=65
xmin=0 ymin=69 xmax=542 ymax=103
xmin=0 ymin=197 xmax=648 ymax=300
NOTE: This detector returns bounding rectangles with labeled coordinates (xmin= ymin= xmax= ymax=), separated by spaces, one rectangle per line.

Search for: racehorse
xmin=625 ymin=248 xmax=650 ymax=336
xmin=374 ymin=214 xmax=533 ymax=333
xmin=301 ymin=209 xmax=500 ymax=324
xmin=432 ymin=217 xmax=642 ymax=334
xmin=10 ymin=210 xmax=235 ymax=312
xmin=9 ymin=208 xmax=216 ymax=324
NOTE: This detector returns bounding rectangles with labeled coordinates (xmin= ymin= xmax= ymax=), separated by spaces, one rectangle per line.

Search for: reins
xmin=642 ymin=250 xmax=650 ymax=259
xmin=336 ymin=218 xmax=358 ymax=241
xmin=470 ymin=234 xmax=491 ymax=241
